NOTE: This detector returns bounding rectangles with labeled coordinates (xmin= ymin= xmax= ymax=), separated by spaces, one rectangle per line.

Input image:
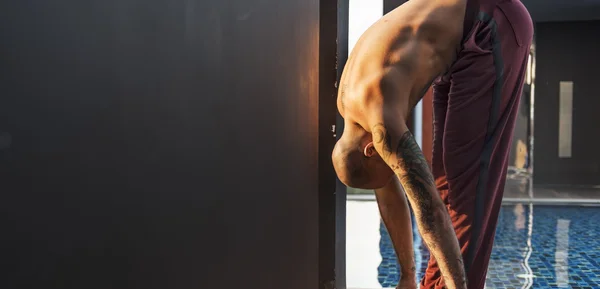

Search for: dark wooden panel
xmin=336 ymin=0 xmax=350 ymax=288
xmin=319 ymin=0 xmax=347 ymax=288
xmin=0 ymin=0 xmax=335 ymax=288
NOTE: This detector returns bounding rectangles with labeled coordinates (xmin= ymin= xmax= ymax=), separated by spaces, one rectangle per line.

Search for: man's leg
xmin=375 ymin=177 xmax=417 ymax=288
xmin=421 ymin=1 xmax=533 ymax=289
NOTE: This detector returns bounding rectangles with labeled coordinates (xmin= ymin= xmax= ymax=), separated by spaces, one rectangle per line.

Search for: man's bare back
xmin=338 ymin=0 xmax=465 ymax=128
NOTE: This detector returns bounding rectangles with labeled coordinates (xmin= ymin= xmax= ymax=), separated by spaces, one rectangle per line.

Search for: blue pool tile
xmin=377 ymin=204 xmax=600 ymax=288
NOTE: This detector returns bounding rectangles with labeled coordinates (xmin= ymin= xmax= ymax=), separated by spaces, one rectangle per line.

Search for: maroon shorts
xmin=420 ymin=1 xmax=533 ymax=288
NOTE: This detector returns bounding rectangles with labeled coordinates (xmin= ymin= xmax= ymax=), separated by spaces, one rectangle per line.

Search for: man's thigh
xmin=424 ymin=1 xmax=533 ymax=288
xmin=435 ymin=0 xmax=533 ymax=241
xmin=440 ymin=0 xmax=533 ymax=245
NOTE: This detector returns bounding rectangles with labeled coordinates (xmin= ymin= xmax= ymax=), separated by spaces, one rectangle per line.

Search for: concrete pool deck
xmin=347 ymin=177 xmax=600 ymax=205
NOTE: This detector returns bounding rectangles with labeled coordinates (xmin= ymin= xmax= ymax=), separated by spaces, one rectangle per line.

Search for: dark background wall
xmin=384 ymin=0 xmax=407 ymax=14
xmin=0 ymin=0 xmax=341 ymax=288
xmin=522 ymin=0 xmax=600 ymax=23
xmin=533 ymin=21 xmax=600 ymax=186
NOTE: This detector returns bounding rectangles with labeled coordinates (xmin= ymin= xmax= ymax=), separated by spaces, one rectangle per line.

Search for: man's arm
xmin=374 ymin=177 xmax=416 ymax=286
xmin=364 ymin=84 xmax=466 ymax=289
xmin=371 ymin=119 xmax=466 ymax=289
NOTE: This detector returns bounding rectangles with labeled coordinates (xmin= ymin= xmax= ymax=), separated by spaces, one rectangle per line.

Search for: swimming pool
xmin=347 ymin=202 xmax=600 ymax=289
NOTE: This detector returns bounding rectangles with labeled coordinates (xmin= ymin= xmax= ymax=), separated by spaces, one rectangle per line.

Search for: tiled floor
xmin=347 ymin=201 xmax=600 ymax=289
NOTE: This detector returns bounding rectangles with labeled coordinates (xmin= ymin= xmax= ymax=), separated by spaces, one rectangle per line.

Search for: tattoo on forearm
xmin=373 ymin=125 xmax=436 ymax=244
xmin=372 ymin=124 xmax=393 ymax=160
xmin=395 ymin=131 xmax=435 ymax=185
xmin=394 ymin=131 xmax=436 ymax=237
xmin=374 ymin=124 xmax=466 ymax=287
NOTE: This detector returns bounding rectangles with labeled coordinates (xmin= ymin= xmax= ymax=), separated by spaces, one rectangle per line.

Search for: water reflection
xmin=554 ymin=219 xmax=570 ymax=288
xmin=513 ymin=203 xmax=526 ymax=230
xmin=376 ymin=205 xmax=600 ymax=288
xmin=516 ymin=203 xmax=534 ymax=289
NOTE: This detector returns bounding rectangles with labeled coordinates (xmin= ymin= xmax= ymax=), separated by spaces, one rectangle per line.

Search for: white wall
xmin=348 ymin=0 xmax=383 ymax=52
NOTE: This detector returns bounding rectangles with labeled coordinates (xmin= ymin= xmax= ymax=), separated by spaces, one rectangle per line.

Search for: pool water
xmin=376 ymin=204 xmax=600 ymax=288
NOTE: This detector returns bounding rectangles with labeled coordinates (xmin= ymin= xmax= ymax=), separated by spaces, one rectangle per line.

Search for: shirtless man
xmin=332 ymin=0 xmax=533 ymax=288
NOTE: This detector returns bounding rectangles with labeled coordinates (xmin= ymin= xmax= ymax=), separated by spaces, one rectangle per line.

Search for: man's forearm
xmin=372 ymin=123 xmax=466 ymax=289
xmin=410 ymin=191 xmax=465 ymax=289
xmin=375 ymin=177 xmax=416 ymax=281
